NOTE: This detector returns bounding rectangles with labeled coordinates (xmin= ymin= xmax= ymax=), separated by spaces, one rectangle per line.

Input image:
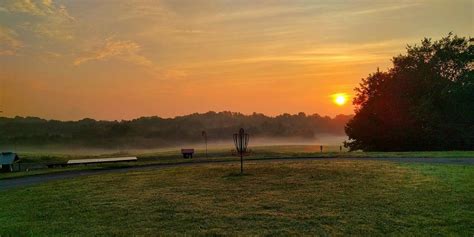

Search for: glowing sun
xmin=332 ymin=93 xmax=349 ymax=106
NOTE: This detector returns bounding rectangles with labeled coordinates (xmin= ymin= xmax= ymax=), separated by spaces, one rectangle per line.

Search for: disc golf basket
xmin=233 ymin=128 xmax=249 ymax=174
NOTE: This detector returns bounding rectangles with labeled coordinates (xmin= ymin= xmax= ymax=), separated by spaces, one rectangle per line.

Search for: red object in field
xmin=181 ymin=149 xmax=194 ymax=158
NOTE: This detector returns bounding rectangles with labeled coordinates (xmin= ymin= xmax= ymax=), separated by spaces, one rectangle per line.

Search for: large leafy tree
xmin=345 ymin=33 xmax=473 ymax=151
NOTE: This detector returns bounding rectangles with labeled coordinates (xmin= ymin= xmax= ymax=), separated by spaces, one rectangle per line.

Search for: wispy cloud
xmin=201 ymin=5 xmax=320 ymax=23
xmin=349 ymin=2 xmax=422 ymax=16
xmin=118 ymin=0 xmax=169 ymax=20
xmin=74 ymin=37 xmax=187 ymax=79
xmin=74 ymin=38 xmax=153 ymax=67
xmin=20 ymin=21 xmax=74 ymax=41
xmin=181 ymin=40 xmax=405 ymax=70
xmin=3 ymin=0 xmax=52 ymax=15
xmin=214 ymin=54 xmax=386 ymax=66
xmin=2 ymin=0 xmax=74 ymax=20
xmin=1 ymin=0 xmax=75 ymax=42
xmin=0 ymin=26 xmax=23 ymax=55
xmin=298 ymin=40 xmax=408 ymax=57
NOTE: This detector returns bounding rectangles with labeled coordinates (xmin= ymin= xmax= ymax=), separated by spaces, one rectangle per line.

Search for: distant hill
xmin=0 ymin=111 xmax=353 ymax=148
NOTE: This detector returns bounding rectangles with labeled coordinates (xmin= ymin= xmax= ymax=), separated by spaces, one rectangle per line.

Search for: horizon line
xmin=0 ymin=111 xmax=354 ymax=122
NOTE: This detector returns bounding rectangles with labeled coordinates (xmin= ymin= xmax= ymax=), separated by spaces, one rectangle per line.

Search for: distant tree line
xmin=0 ymin=112 xmax=352 ymax=148
xmin=345 ymin=33 xmax=473 ymax=151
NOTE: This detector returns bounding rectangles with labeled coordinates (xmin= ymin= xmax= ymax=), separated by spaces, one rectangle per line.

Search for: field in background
xmin=1 ymin=160 xmax=473 ymax=235
xmin=10 ymin=144 xmax=474 ymax=163
xmin=0 ymin=134 xmax=348 ymax=157
xmin=2 ymin=145 xmax=474 ymax=179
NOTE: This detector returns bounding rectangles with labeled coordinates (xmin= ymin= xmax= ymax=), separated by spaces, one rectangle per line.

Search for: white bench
xmin=67 ymin=157 xmax=137 ymax=165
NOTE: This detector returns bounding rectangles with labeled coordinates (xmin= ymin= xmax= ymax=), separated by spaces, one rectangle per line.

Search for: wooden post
xmin=240 ymin=129 xmax=244 ymax=174
xmin=202 ymin=131 xmax=208 ymax=158
xmin=240 ymin=151 xmax=243 ymax=174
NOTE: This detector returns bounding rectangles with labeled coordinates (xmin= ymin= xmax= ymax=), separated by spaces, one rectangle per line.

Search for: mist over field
xmin=0 ymin=112 xmax=351 ymax=151
xmin=1 ymin=135 xmax=349 ymax=157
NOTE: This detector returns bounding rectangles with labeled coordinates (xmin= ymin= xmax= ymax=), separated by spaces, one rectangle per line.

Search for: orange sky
xmin=0 ymin=0 xmax=472 ymax=120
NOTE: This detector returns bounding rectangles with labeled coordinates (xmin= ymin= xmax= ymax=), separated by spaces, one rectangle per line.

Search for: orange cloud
xmin=74 ymin=38 xmax=153 ymax=67
xmin=0 ymin=26 xmax=23 ymax=55
xmin=2 ymin=0 xmax=74 ymax=19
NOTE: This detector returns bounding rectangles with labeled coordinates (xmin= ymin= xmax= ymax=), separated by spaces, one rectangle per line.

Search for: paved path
xmin=1 ymin=157 xmax=473 ymax=191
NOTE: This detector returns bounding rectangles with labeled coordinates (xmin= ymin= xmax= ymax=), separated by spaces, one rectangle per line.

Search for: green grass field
xmin=2 ymin=145 xmax=473 ymax=180
xmin=12 ymin=145 xmax=474 ymax=164
xmin=1 ymin=160 xmax=473 ymax=235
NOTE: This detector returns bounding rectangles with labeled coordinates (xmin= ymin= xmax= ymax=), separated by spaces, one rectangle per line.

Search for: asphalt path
xmin=1 ymin=157 xmax=473 ymax=191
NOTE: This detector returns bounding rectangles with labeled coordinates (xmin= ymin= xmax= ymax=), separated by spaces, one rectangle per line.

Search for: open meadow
xmin=1 ymin=1 xmax=472 ymax=235
xmin=1 ymin=159 xmax=473 ymax=236
xmin=2 ymin=145 xmax=474 ymax=179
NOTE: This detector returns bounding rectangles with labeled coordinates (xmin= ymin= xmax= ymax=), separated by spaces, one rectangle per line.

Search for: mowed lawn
xmin=1 ymin=160 xmax=473 ymax=236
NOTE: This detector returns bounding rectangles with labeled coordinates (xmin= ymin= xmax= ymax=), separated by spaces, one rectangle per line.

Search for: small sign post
xmin=202 ymin=131 xmax=208 ymax=158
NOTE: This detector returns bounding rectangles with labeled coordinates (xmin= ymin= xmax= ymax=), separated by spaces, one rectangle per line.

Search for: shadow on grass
xmin=222 ymin=172 xmax=253 ymax=180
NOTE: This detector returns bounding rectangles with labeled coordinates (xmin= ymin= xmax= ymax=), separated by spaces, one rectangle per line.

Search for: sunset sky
xmin=0 ymin=0 xmax=472 ymax=120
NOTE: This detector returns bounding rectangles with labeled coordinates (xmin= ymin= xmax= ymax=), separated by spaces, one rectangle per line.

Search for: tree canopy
xmin=345 ymin=33 xmax=473 ymax=151
xmin=0 ymin=112 xmax=351 ymax=149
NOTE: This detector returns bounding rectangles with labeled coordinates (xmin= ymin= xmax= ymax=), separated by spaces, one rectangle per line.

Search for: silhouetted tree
xmin=345 ymin=33 xmax=474 ymax=151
